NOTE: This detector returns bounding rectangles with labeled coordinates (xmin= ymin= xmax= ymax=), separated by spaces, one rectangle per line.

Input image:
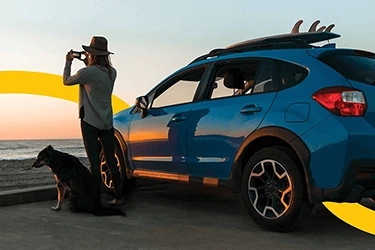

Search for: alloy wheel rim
xmin=100 ymin=153 xmax=120 ymax=189
xmin=248 ymin=159 xmax=292 ymax=219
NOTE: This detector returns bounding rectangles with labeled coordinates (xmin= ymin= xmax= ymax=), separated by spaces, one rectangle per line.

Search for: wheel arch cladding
xmin=114 ymin=128 xmax=127 ymax=157
xmin=231 ymin=126 xmax=313 ymax=203
xmin=114 ymin=128 xmax=132 ymax=171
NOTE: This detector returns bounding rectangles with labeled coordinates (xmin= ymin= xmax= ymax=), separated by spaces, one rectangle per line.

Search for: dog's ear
xmin=47 ymin=145 xmax=54 ymax=152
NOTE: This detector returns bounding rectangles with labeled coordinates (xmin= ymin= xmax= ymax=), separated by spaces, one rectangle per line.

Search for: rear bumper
xmin=299 ymin=114 xmax=375 ymax=203
xmin=310 ymin=159 xmax=375 ymax=203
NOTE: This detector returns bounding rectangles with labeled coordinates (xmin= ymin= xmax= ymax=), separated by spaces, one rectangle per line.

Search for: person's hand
xmin=82 ymin=51 xmax=89 ymax=66
xmin=66 ymin=50 xmax=74 ymax=61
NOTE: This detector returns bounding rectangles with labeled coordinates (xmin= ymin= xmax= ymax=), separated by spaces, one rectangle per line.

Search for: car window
xmin=252 ymin=60 xmax=274 ymax=94
xmin=277 ymin=61 xmax=308 ymax=90
xmin=151 ymin=67 xmax=206 ymax=108
xmin=320 ymin=53 xmax=375 ymax=86
xmin=209 ymin=62 xmax=259 ymax=99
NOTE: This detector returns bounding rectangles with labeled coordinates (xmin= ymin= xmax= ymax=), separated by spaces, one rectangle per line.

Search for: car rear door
xmin=186 ymin=59 xmax=278 ymax=179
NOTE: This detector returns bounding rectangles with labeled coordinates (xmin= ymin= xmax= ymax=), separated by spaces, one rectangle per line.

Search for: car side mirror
xmin=135 ymin=96 xmax=149 ymax=118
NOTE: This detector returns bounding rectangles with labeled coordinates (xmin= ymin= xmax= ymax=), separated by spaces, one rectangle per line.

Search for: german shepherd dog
xmin=32 ymin=145 xmax=125 ymax=216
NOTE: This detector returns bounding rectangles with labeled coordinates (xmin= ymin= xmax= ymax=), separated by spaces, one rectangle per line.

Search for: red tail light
xmin=312 ymin=87 xmax=367 ymax=116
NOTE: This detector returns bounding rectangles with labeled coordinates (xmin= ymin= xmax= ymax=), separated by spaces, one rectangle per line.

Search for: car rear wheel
xmin=100 ymin=143 xmax=135 ymax=195
xmin=241 ymin=146 xmax=311 ymax=232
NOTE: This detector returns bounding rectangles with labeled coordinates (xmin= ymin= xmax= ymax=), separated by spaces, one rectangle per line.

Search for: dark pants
xmin=80 ymin=120 xmax=122 ymax=207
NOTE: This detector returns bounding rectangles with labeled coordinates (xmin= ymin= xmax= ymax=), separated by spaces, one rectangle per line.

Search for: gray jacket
xmin=63 ymin=60 xmax=117 ymax=130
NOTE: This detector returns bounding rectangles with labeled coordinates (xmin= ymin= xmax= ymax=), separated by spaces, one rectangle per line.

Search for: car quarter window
xmin=276 ymin=61 xmax=308 ymax=90
xmin=151 ymin=67 xmax=206 ymax=108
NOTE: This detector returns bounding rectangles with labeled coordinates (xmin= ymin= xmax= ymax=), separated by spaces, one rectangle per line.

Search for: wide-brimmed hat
xmin=82 ymin=36 xmax=114 ymax=55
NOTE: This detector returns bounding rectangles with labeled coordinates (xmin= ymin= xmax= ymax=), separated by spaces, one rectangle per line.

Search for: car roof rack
xmin=189 ymin=32 xmax=340 ymax=65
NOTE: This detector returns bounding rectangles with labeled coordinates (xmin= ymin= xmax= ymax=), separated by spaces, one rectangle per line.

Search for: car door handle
xmin=171 ymin=116 xmax=186 ymax=122
xmin=240 ymin=105 xmax=262 ymax=114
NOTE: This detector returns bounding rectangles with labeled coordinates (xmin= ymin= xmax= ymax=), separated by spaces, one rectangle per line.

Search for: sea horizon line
xmin=0 ymin=138 xmax=82 ymax=141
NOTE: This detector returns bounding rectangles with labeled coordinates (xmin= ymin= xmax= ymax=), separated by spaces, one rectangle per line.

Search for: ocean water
xmin=0 ymin=139 xmax=86 ymax=160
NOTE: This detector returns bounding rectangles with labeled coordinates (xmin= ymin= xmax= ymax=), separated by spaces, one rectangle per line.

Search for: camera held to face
xmin=72 ymin=51 xmax=84 ymax=60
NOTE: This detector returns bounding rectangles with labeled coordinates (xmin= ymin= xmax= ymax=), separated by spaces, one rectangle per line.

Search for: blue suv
xmin=99 ymin=20 xmax=375 ymax=232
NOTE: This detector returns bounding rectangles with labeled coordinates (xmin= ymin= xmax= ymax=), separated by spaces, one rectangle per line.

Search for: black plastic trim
xmin=229 ymin=126 xmax=315 ymax=203
xmin=314 ymin=159 xmax=375 ymax=202
xmin=114 ymin=129 xmax=132 ymax=178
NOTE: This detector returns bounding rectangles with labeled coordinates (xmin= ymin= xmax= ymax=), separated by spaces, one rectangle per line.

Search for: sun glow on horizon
xmin=0 ymin=94 xmax=82 ymax=140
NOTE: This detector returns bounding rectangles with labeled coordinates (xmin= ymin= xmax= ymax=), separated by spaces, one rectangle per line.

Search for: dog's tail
xmin=93 ymin=207 xmax=126 ymax=217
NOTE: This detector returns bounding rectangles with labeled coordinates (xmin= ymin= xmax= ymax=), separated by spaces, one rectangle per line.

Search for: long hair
xmin=88 ymin=54 xmax=114 ymax=81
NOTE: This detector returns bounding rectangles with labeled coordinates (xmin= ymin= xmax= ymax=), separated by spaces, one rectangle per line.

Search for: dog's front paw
xmin=51 ymin=206 xmax=61 ymax=211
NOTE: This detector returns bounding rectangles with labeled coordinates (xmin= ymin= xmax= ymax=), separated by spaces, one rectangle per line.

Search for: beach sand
xmin=0 ymin=158 xmax=89 ymax=192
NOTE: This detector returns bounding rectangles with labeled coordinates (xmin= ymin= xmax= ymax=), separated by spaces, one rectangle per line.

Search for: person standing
xmin=63 ymin=36 xmax=123 ymax=208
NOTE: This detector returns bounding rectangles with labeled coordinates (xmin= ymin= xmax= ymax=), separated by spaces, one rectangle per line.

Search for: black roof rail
xmin=189 ymin=31 xmax=340 ymax=65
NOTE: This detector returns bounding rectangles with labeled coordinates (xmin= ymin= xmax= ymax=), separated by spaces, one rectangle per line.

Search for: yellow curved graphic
xmin=1 ymin=70 xmax=375 ymax=235
xmin=0 ymin=71 xmax=129 ymax=114
xmin=323 ymin=202 xmax=375 ymax=235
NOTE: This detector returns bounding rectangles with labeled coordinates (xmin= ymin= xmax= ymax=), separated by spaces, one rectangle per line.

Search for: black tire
xmin=241 ymin=146 xmax=311 ymax=232
xmin=100 ymin=143 xmax=135 ymax=195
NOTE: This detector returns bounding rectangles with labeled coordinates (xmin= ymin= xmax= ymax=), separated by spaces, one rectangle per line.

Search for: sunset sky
xmin=1 ymin=0 xmax=375 ymax=140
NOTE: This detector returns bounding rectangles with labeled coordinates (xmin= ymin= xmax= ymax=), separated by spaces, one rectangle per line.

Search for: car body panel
xmin=127 ymin=103 xmax=194 ymax=174
xmin=186 ymin=92 xmax=277 ymax=178
xmin=301 ymin=114 xmax=375 ymax=189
